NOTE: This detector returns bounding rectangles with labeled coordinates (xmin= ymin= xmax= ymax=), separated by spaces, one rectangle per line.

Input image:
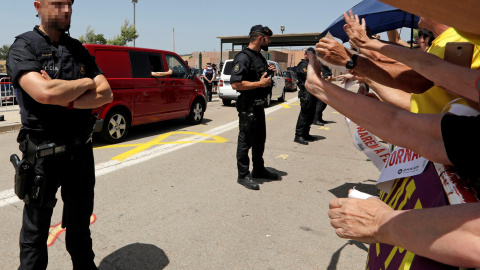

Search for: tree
xmin=78 ymin=26 xmax=107 ymax=45
xmin=0 ymin=45 xmax=10 ymax=60
xmin=107 ymin=19 xmax=139 ymax=46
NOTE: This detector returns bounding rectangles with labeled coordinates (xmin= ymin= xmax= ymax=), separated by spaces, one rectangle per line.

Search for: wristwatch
xmin=345 ymin=54 xmax=358 ymax=70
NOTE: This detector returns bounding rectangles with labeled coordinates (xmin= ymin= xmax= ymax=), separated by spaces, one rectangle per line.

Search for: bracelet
xmin=67 ymin=101 xmax=74 ymax=110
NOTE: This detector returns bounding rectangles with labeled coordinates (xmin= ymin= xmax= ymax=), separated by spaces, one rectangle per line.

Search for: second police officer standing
xmin=294 ymin=48 xmax=319 ymax=145
xmin=7 ymin=0 xmax=113 ymax=269
xmin=231 ymin=25 xmax=279 ymax=190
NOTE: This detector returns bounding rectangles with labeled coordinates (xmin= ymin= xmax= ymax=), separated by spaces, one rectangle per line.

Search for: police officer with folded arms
xmin=231 ymin=25 xmax=279 ymax=190
xmin=7 ymin=0 xmax=112 ymax=269
xmin=294 ymin=47 xmax=319 ymax=145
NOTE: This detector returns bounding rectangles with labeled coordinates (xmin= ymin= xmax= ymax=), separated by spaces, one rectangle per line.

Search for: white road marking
xmin=0 ymin=98 xmax=298 ymax=208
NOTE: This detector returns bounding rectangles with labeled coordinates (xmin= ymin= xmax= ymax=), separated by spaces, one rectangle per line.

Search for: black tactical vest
xmin=13 ymin=28 xmax=94 ymax=142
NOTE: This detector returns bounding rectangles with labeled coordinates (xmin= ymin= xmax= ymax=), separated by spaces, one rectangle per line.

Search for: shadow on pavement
xmin=254 ymin=167 xmax=286 ymax=184
xmin=328 ymin=180 xmax=379 ymax=198
xmin=98 ymin=243 xmax=169 ymax=270
xmin=327 ymin=240 xmax=368 ymax=270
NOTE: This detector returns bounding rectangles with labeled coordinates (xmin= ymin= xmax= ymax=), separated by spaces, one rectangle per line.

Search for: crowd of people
xmin=302 ymin=1 xmax=480 ymax=268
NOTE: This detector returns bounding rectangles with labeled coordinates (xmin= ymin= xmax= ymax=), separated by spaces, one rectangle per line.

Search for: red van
xmin=83 ymin=44 xmax=207 ymax=144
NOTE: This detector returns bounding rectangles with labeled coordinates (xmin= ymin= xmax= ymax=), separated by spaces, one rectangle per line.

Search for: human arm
xmin=344 ymin=10 xmax=480 ymax=102
xmin=386 ymin=29 xmax=410 ymax=47
xmin=39 ymin=71 xmax=112 ymax=109
xmin=231 ymin=72 xmax=271 ymax=91
xmin=315 ymin=38 xmax=434 ymax=93
xmin=18 ymin=71 xmax=95 ymax=106
xmin=151 ymin=69 xmax=173 ymax=77
xmin=70 ymin=74 xmax=113 ymax=109
xmin=329 ymin=197 xmax=480 ymax=268
xmin=304 ymin=52 xmax=450 ymax=164
xmin=364 ymin=77 xmax=412 ymax=111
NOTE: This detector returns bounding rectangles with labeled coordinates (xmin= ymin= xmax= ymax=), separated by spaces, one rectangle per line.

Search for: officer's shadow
xmin=254 ymin=167 xmax=286 ymax=184
xmin=98 ymin=243 xmax=169 ymax=270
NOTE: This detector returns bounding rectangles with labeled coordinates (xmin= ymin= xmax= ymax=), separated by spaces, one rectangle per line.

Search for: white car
xmin=218 ymin=59 xmax=286 ymax=107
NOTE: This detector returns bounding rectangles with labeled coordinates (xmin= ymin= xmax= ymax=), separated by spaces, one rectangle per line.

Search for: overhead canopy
xmin=217 ymin=33 xmax=323 ymax=63
xmin=321 ymin=0 xmax=419 ymax=43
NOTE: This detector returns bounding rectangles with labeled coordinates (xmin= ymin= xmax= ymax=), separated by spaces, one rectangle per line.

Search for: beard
xmin=261 ymin=45 xmax=269 ymax=51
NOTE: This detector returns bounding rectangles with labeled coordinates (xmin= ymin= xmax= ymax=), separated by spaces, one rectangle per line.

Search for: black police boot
xmin=313 ymin=120 xmax=324 ymax=126
xmin=304 ymin=134 xmax=316 ymax=141
xmin=237 ymin=175 xmax=260 ymax=190
xmin=294 ymin=135 xmax=308 ymax=145
xmin=251 ymin=168 xmax=279 ymax=180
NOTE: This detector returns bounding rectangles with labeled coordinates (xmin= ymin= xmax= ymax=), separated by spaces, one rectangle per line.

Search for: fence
xmin=0 ymin=82 xmax=19 ymax=111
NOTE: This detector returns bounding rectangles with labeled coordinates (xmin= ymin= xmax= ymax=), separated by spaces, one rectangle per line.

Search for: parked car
xmin=282 ymin=70 xmax=298 ymax=92
xmin=218 ymin=59 xmax=286 ymax=107
xmin=83 ymin=44 xmax=207 ymax=144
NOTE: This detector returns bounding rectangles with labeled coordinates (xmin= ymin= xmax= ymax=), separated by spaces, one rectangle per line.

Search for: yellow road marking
xmin=318 ymin=127 xmax=330 ymax=130
xmin=276 ymin=154 xmax=288 ymax=160
xmin=95 ymin=132 xmax=228 ymax=162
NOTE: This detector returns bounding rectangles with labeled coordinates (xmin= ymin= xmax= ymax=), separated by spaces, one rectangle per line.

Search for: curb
xmin=0 ymin=123 xmax=22 ymax=133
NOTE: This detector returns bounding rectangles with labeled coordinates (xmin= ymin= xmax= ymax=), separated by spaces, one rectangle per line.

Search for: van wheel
xmin=222 ymin=99 xmax=232 ymax=106
xmin=100 ymin=108 xmax=131 ymax=144
xmin=186 ymin=99 xmax=204 ymax=124
xmin=264 ymin=93 xmax=271 ymax=107
xmin=278 ymin=88 xmax=286 ymax=102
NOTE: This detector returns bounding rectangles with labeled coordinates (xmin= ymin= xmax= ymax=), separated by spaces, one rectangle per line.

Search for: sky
xmin=1 ymin=0 xmax=414 ymax=55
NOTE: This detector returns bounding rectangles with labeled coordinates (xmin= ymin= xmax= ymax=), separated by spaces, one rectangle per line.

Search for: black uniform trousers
xmin=314 ymin=99 xmax=327 ymax=122
xmin=237 ymin=105 xmax=266 ymax=178
xmin=204 ymin=81 xmax=213 ymax=101
xmin=295 ymin=87 xmax=317 ymax=137
xmin=19 ymin=141 xmax=97 ymax=270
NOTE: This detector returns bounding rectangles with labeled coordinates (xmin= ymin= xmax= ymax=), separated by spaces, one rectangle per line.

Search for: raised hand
xmin=343 ymin=10 xmax=371 ymax=49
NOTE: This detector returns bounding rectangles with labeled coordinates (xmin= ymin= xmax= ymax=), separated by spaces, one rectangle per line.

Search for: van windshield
xmin=223 ymin=61 xmax=233 ymax=75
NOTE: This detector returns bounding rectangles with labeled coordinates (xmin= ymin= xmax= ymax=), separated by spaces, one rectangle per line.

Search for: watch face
xmin=346 ymin=60 xmax=354 ymax=69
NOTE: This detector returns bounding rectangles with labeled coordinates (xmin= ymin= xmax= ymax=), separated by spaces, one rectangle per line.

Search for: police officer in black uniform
xmin=202 ymin=63 xmax=215 ymax=101
xmin=231 ymin=25 xmax=279 ymax=190
xmin=294 ymin=48 xmax=319 ymax=145
xmin=7 ymin=1 xmax=113 ymax=269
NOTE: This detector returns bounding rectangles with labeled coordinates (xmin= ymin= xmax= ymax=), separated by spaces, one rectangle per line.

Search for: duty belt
xmin=253 ymin=99 xmax=265 ymax=106
xmin=26 ymin=135 xmax=91 ymax=162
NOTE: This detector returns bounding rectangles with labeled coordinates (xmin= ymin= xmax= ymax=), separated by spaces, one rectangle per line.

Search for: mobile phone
xmin=444 ymin=42 xmax=474 ymax=68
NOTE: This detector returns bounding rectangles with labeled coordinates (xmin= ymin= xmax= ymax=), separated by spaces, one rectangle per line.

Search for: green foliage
xmin=78 ymin=25 xmax=107 ymax=44
xmin=107 ymin=19 xmax=139 ymax=46
xmin=0 ymin=44 xmax=10 ymax=60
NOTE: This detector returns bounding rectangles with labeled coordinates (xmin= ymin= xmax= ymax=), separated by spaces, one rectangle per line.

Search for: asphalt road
xmin=0 ymin=88 xmax=380 ymax=269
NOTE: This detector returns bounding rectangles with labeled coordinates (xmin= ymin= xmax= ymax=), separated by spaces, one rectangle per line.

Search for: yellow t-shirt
xmin=458 ymin=30 xmax=480 ymax=47
xmin=410 ymin=27 xmax=480 ymax=114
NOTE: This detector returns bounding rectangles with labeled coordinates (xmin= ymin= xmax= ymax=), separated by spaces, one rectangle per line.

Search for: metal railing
xmin=0 ymin=82 xmax=20 ymax=111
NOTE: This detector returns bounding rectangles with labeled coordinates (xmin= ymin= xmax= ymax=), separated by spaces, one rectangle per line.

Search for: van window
xmin=129 ymin=51 xmax=151 ymax=78
xmin=222 ymin=61 xmax=233 ymax=75
xmin=149 ymin=55 xmax=165 ymax=73
xmin=165 ymin=54 xmax=188 ymax=79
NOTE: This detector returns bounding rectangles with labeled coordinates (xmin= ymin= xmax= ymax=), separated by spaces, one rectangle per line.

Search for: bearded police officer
xmin=294 ymin=48 xmax=319 ymax=145
xmin=7 ymin=0 xmax=112 ymax=269
xmin=231 ymin=25 xmax=279 ymax=190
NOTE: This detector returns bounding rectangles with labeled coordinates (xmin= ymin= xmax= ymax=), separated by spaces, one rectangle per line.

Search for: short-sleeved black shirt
xmin=441 ymin=114 xmax=480 ymax=173
xmin=7 ymin=26 xmax=102 ymax=142
xmin=230 ymin=47 xmax=269 ymax=99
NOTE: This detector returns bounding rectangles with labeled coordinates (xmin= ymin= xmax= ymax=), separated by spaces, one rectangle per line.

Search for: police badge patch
xmin=234 ymin=64 xmax=240 ymax=73
xmin=79 ymin=63 xmax=86 ymax=76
